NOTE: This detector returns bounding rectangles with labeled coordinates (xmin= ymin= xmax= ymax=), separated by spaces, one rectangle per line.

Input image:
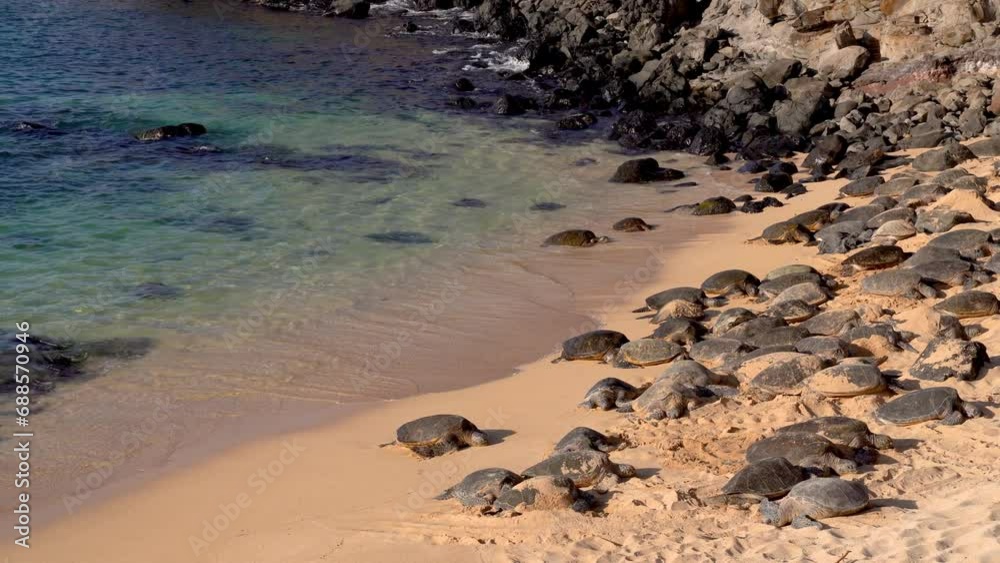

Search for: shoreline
xmin=14 ymin=143 xmax=1000 ymax=562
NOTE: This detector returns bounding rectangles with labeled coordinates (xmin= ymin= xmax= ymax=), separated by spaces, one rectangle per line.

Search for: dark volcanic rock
xmin=134 ymin=123 xmax=207 ymax=142
xmin=610 ymin=158 xmax=683 ymax=183
xmin=912 ymin=143 xmax=977 ymax=172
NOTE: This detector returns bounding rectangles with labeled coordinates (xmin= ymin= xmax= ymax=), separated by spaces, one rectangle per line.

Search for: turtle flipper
xmin=939 ymin=410 xmax=965 ymax=426
xmin=616 ymin=401 xmax=635 ymax=413
xmin=791 ymin=515 xmax=824 ymax=529
xmin=433 ymin=488 xmax=454 ymax=501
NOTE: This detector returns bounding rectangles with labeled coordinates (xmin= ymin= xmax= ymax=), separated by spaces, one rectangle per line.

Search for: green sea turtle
xmin=860 ymin=270 xmax=937 ymax=299
xmin=744 ymin=353 xmax=826 ymax=400
xmin=871 ymin=219 xmax=916 ymax=243
xmin=712 ymin=308 xmax=757 ymax=335
xmin=933 ymin=290 xmax=999 ymax=318
xmin=393 ymin=415 xmax=489 ymax=458
xmin=908 ymin=260 xmax=989 ymax=288
xmin=554 ymin=427 xmax=624 ymax=453
xmin=846 ymin=323 xmax=917 ymax=356
xmin=638 ymin=287 xmax=723 ymax=313
xmin=651 ymin=300 xmax=706 ymax=323
xmin=759 ymin=272 xmax=830 ymax=299
xmin=701 ymin=269 xmax=761 ymax=298
xmin=805 ymin=362 xmax=889 ymax=397
xmin=723 ymin=315 xmax=788 ymax=342
xmin=617 ymin=338 xmax=687 ymax=367
xmin=651 ymin=318 xmax=707 ymax=345
xmin=760 ymin=477 xmax=870 ymax=528
xmin=842 ymin=245 xmax=909 ymax=272
xmin=759 ymin=221 xmax=812 ymax=244
xmin=776 ymin=416 xmax=893 ymax=450
xmin=692 ymin=196 xmax=737 ymax=216
xmin=875 ymin=387 xmax=982 ymax=426
xmin=689 ymin=338 xmax=752 ymax=369
xmin=436 ymin=468 xmax=524 ymax=509
xmin=579 ymin=377 xmax=645 ymax=410
xmin=714 ymin=457 xmax=809 ymax=504
xmin=866 ymin=207 xmax=916 ymax=229
xmin=743 ymin=326 xmax=811 ymax=349
xmin=770 ymin=282 xmax=832 ymax=307
xmin=620 ymin=361 xmax=735 ymax=420
xmin=492 ymin=476 xmax=592 ymax=514
xmin=522 ymin=450 xmax=636 ymax=492
xmin=909 ymin=338 xmax=988 ymax=382
xmin=801 ymin=309 xmax=861 ymax=337
xmin=794 ymin=336 xmax=849 ymax=362
xmin=555 ymin=330 xmax=629 ymax=363
xmin=915 ymin=208 xmax=975 ymax=234
xmin=927 ymin=229 xmax=995 ymax=259
xmin=768 ymin=299 xmax=819 ymax=323
xmin=906 ymin=245 xmax=965 ymax=267
xmin=789 ymin=208 xmax=836 ymax=232
xmin=613 ymin=217 xmax=654 ymax=232
xmin=746 ymin=432 xmax=860 ymax=475
xmin=543 ymin=229 xmax=609 ymax=247
xmin=764 ymin=265 xmax=819 ymax=281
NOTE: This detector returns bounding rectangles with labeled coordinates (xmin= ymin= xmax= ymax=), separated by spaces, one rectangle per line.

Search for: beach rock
xmin=692 ymin=196 xmax=736 ymax=216
xmin=803 ymin=135 xmax=847 ymax=172
xmin=326 ymin=0 xmax=370 ymax=18
xmin=557 ymin=113 xmax=597 ymax=130
xmin=817 ymin=46 xmax=869 ymax=80
xmin=493 ymin=94 xmax=535 ymax=116
xmin=755 ymin=172 xmax=793 ymax=193
xmin=453 ymin=78 xmax=475 ymax=92
xmin=610 ymin=158 xmax=683 ymax=183
xmin=909 ymin=338 xmax=988 ymax=382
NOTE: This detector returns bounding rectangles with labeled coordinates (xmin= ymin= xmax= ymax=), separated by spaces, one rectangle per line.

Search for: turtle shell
xmin=875 ymin=387 xmax=963 ymax=425
xmin=782 ymin=477 xmax=870 ymax=515
xmin=807 ymin=363 xmax=886 ymax=397
xmin=561 ymin=330 xmax=629 ymax=360
xmin=933 ymin=290 xmax=999 ymax=318
xmin=396 ymin=415 xmax=477 ymax=446
xmin=764 ymin=265 xmax=819 ymax=281
xmin=722 ymin=457 xmax=807 ymax=498
xmin=543 ymin=230 xmax=599 ymax=247
xmin=701 ymin=269 xmax=760 ymax=296
xmin=437 ymin=468 xmax=523 ymax=507
xmin=644 ymin=287 xmax=705 ymax=310
xmin=746 ymin=432 xmax=839 ymax=466
xmin=843 ymin=245 xmax=908 ymax=270
xmin=522 ymin=450 xmax=615 ymax=488
xmin=776 ymin=416 xmax=888 ymax=449
xmin=554 ymin=427 xmax=620 ymax=453
xmin=861 ymin=270 xmax=926 ymax=297
xmin=747 ymin=353 xmax=825 ymax=394
xmin=618 ymin=338 xmax=686 ymax=366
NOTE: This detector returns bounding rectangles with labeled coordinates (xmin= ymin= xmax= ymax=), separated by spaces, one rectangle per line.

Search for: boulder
xmin=816 ymin=46 xmax=870 ymax=80
xmin=326 ymin=0 xmax=370 ymax=18
xmin=912 ymin=143 xmax=977 ymax=172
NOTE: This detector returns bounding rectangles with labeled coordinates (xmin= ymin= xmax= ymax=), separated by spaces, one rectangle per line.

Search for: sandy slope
xmin=11 ymin=153 xmax=1000 ymax=563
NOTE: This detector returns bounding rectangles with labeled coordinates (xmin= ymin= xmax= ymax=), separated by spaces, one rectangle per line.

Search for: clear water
xmin=0 ymin=0 xmax=573 ymax=342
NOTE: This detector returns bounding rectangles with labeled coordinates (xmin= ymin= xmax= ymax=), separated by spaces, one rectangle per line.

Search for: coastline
xmin=16 ymin=145 xmax=1000 ymax=562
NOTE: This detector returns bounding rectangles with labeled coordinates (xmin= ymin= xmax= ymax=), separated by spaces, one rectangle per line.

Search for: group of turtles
xmin=382 ymin=156 xmax=993 ymax=528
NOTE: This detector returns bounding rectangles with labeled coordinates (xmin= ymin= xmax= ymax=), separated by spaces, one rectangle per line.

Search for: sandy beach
xmin=11 ymin=144 xmax=1000 ymax=563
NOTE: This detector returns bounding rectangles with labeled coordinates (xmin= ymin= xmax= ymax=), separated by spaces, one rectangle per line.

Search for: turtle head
xmin=854 ymin=447 xmax=879 ymax=466
xmin=759 ymin=499 xmax=782 ymax=526
xmin=596 ymin=235 xmax=611 ymax=244
xmin=468 ymin=431 xmax=489 ymax=447
xmin=870 ymin=433 xmax=894 ymax=450
xmin=615 ymin=463 xmax=637 ymax=479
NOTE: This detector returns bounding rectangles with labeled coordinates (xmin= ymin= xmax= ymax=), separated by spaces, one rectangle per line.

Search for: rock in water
xmin=134 ymin=123 xmax=207 ymax=141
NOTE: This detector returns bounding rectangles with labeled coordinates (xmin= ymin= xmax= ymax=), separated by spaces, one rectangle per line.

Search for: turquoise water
xmin=1 ymin=0 xmax=592 ymax=343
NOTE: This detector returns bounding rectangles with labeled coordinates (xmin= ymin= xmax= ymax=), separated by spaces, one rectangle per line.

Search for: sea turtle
xmin=768 ymin=299 xmax=819 ymax=323
xmin=436 ymin=468 xmax=524 ymax=509
xmin=744 ymin=353 xmax=826 ymax=400
xmin=522 ymin=450 xmax=636 ymax=492
xmin=794 ymin=336 xmax=849 ymax=363
xmin=760 ymin=477 xmax=870 ymax=528
xmin=927 ymin=229 xmax=995 ymax=259
xmin=909 ymin=338 xmax=989 ymax=382
xmin=933 ymin=290 xmax=1000 ymax=318
xmin=776 ymin=416 xmax=893 ymax=450
xmin=906 ymin=245 xmax=965 ymax=267
xmin=651 ymin=318 xmax=707 ymax=345
xmin=617 ymin=339 xmax=687 ymax=367
xmin=613 ymin=217 xmax=654 ymax=232
xmin=915 ymin=208 xmax=975 ymax=234
xmin=651 ymin=299 xmax=706 ymax=323
xmin=743 ymin=326 xmax=811 ymax=349
xmin=579 ymin=377 xmax=645 ymax=410
xmin=764 ymin=265 xmax=819 ymax=281
xmin=723 ymin=315 xmax=788 ymax=342
xmin=689 ymin=338 xmax=753 ymax=369
xmin=873 ymin=177 xmax=920 ymax=198
xmin=871 ymin=220 xmax=916 ymax=243
xmin=555 ymin=330 xmax=629 ymax=363
xmin=759 ymin=272 xmax=829 ymax=299
xmin=759 ymin=221 xmax=812 ymax=244
xmin=701 ymin=269 xmax=761 ymax=298
xmin=815 ymin=220 xmax=872 ymax=254
xmin=639 ymin=287 xmax=721 ymax=312
xmin=866 ymin=207 xmax=916 ymax=229
xmin=875 ymin=386 xmax=982 ymax=426
xmin=801 ymin=309 xmax=861 ymax=337
xmin=712 ymin=308 xmax=757 ymax=335
xmin=898 ymin=183 xmax=949 ymax=207
xmin=839 ymin=176 xmax=885 ymax=198
xmin=746 ymin=432 xmax=860 ymax=475
xmin=492 ymin=476 xmax=593 ymax=514
xmin=543 ymin=229 xmax=609 ymax=247
xmin=554 ymin=427 xmax=624 ymax=453
xmin=692 ymin=196 xmax=737 ymax=216
xmin=860 ymin=270 xmax=937 ymax=299
xmin=845 ymin=323 xmax=917 ymax=356
xmin=656 ymin=359 xmax=738 ymax=388
xmin=842 ymin=245 xmax=909 ymax=272
xmin=805 ymin=362 xmax=889 ymax=397
xmin=908 ymin=260 xmax=989 ymax=289
xmin=789 ymin=208 xmax=836 ymax=232
xmin=716 ymin=457 xmax=809 ymax=503
xmin=393 ymin=415 xmax=489 ymax=458
xmin=770 ymin=282 xmax=832 ymax=307
xmin=620 ymin=362 xmax=733 ymax=420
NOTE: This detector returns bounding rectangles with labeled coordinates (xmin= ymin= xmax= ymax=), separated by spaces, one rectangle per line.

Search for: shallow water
xmin=1 ymin=0 xmax=752 ymax=522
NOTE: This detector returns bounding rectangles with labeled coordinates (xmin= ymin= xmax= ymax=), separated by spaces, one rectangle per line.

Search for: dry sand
xmin=11 ymin=150 xmax=1000 ymax=563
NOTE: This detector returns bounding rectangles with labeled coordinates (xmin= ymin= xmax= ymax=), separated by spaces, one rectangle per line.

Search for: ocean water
xmin=1 ymin=0 xmax=748 ymax=519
